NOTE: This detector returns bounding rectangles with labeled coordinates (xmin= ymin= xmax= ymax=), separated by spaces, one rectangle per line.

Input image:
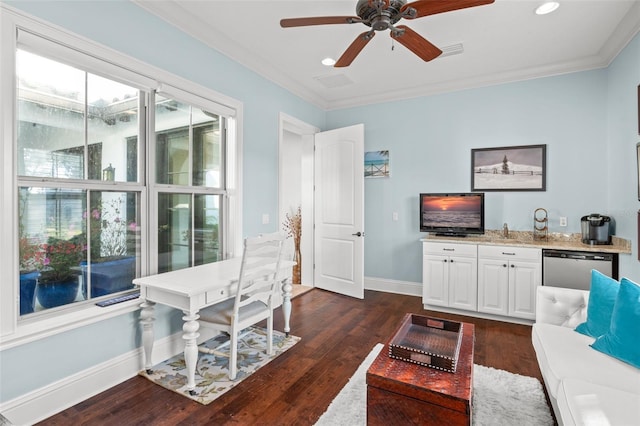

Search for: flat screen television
xmin=420 ymin=193 xmax=485 ymax=236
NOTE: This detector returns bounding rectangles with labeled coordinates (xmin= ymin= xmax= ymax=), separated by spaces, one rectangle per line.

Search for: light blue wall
xmin=327 ymin=36 xmax=639 ymax=284
xmin=0 ymin=0 xmax=324 ymax=403
xmin=1 ymin=0 xmax=638 ymax=407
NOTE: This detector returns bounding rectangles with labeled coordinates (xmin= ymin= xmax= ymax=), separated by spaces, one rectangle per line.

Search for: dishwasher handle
xmin=543 ymin=249 xmax=613 ymax=262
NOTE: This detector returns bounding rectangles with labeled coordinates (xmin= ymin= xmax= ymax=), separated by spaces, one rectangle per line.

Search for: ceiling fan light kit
xmin=280 ymin=0 xmax=495 ymax=67
xmin=535 ymin=1 xmax=560 ymax=15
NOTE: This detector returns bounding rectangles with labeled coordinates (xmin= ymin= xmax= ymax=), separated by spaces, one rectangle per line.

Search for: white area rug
xmin=315 ymin=343 xmax=554 ymax=426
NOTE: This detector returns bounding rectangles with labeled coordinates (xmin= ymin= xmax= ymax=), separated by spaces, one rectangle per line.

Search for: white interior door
xmin=314 ymin=124 xmax=364 ymax=299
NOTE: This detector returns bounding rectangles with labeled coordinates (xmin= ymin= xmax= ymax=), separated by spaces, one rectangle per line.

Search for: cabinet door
xmin=477 ymin=259 xmax=509 ymax=315
xmin=508 ymin=260 xmax=541 ymax=319
xmin=423 ymin=255 xmax=449 ymax=306
xmin=448 ymin=256 xmax=478 ymax=311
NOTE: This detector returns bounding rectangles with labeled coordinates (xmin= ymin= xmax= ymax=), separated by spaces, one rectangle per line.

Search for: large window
xmin=4 ymin=21 xmax=240 ymax=332
xmin=16 ymin=48 xmax=143 ymax=314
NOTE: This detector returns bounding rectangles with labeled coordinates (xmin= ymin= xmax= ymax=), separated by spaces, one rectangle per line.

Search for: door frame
xmin=278 ymin=113 xmax=319 ymax=286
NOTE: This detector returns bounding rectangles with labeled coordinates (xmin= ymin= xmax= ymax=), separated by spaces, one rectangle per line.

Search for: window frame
xmin=0 ymin=6 xmax=243 ymax=349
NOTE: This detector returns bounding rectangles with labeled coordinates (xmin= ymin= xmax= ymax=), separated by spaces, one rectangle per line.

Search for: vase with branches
xmin=283 ymin=206 xmax=302 ymax=284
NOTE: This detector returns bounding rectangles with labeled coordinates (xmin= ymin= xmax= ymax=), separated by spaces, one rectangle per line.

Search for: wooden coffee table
xmin=366 ymin=317 xmax=475 ymax=425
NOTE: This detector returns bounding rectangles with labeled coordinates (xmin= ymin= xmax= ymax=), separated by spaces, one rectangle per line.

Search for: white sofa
xmin=531 ymin=286 xmax=640 ymax=426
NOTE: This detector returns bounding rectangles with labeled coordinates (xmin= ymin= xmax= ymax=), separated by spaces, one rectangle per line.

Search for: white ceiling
xmin=134 ymin=0 xmax=640 ymax=110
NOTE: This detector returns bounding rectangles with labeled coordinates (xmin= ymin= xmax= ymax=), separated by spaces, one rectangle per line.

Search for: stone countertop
xmin=421 ymin=230 xmax=632 ymax=254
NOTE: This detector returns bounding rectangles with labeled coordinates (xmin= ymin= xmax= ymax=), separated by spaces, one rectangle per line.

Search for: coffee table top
xmin=367 ymin=320 xmax=475 ymax=414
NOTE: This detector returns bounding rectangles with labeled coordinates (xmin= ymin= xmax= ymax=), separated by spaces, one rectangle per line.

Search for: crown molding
xmin=134 ymin=1 xmax=640 ymax=112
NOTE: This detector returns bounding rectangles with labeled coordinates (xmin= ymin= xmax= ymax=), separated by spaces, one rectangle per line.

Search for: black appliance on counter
xmin=581 ymin=213 xmax=613 ymax=245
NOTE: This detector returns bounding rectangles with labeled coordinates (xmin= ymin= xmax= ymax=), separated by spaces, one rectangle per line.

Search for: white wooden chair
xmin=197 ymin=232 xmax=286 ymax=380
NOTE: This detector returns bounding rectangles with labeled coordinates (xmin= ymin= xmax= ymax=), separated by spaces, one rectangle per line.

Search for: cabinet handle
xmin=450 ymin=259 xmax=454 ymax=263
xmin=502 ymin=252 xmax=516 ymax=256
xmin=443 ymin=259 xmax=448 ymax=263
xmin=502 ymin=264 xmax=507 ymax=268
xmin=511 ymin=264 xmax=515 ymax=268
xmin=443 ymin=248 xmax=455 ymax=252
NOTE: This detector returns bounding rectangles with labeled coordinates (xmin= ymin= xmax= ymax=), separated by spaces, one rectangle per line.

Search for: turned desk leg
xmin=281 ymin=277 xmax=292 ymax=337
xmin=182 ymin=312 xmax=200 ymax=395
xmin=140 ymin=300 xmax=155 ymax=374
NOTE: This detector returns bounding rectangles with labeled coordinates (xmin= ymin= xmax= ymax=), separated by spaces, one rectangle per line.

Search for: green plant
xmin=19 ymin=236 xmax=45 ymax=273
xmin=39 ymin=236 xmax=86 ymax=284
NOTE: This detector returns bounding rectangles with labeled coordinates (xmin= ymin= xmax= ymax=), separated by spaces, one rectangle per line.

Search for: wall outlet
xmin=392 ymin=212 xmax=399 ymax=221
xmin=559 ymin=216 xmax=567 ymax=227
xmin=262 ymin=213 xmax=270 ymax=225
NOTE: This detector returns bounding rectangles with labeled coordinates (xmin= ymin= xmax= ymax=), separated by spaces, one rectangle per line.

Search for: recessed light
xmin=535 ymin=1 xmax=560 ymax=15
xmin=321 ymin=57 xmax=336 ymax=66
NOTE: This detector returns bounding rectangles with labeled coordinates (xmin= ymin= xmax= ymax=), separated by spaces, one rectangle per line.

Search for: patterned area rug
xmin=140 ymin=327 xmax=300 ymax=405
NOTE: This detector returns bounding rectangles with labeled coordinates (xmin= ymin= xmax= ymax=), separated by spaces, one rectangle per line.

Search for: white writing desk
xmin=133 ymin=257 xmax=294 ymax=394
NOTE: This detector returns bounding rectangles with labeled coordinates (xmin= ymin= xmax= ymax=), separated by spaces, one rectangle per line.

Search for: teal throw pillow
xmin=575 ymin=270 xmax=620 ymax=338
xmin=591 ymin=277 xmax=640 ymax=369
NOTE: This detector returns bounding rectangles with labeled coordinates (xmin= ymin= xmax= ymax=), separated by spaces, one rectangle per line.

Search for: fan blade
xmin=280 ymin=16 xmax=359 ymax=28
xmin=335 ymin=31 xmax=376 ymax=67
xmin=391 ymin=25 xmax=442 ymax=62
xmin=401 ymin=0 xmax=494 ymax=19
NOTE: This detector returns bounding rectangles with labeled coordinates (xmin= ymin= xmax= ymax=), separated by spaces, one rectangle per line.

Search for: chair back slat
xmin=234 ymin=232 xmax=286 ymax=315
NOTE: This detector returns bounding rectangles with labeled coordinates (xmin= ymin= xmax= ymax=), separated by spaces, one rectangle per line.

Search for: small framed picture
xmin=636 ymin=143 xmax=640 ymax=200
xmin=365 ymin=150 xmax=390 ymax=178
xmin=471 ymin=144 xmax=546 ymax=191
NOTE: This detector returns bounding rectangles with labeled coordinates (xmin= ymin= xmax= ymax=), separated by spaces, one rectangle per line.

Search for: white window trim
xmin=0 ymin=4 xmax=243 ymax=349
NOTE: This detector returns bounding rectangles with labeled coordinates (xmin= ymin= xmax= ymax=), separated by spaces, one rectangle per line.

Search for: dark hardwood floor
xmin=40 ymin=289 xmax=544 ymax=425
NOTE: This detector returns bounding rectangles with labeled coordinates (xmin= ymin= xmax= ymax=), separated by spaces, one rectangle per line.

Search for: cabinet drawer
xmin=423 ymin=242 xmax=477 ymax=257
xmin=478 ymin=245 xmax=540 ymax=261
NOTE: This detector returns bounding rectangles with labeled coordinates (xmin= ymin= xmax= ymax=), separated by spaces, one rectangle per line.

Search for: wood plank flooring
xmin=40 ymin=289 xmax=546 ymax=425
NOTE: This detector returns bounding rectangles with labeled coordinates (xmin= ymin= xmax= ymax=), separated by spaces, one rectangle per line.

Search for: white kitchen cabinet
xmin=423 ymin=242 xmax=477 ymax=312
xmin=477 ymin=245 xmax=541 ymax=320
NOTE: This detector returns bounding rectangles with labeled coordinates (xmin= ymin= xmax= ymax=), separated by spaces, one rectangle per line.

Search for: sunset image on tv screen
xmin=422 ymin=196 xmax=482 ymax=228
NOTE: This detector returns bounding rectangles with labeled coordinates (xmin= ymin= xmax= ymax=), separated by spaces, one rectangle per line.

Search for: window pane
xmin=83 ymin=191 xmax=140 ymax=298
xmin=17 ymin=50 xmax=86 ymax=178
xmin=192 ymin=109 xmax=221 ymax=187
xmin=157 ymin=193 xmax=191 ymax=273
xmin=16 ymin=50 xmax=141 ymax=183
xmin=194 ymin=194 xmax=220 ymax=265
xmin=87 ymin=74 xmax=140 ymax=183
xmin=18 ymin=187 xmax=87 ymax=314
xmin=155 ymin=96 xmax=190 ymax=185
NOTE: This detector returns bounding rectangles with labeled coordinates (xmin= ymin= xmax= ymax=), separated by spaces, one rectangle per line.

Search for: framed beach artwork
xmin=471 ymin=144 xmax=546 ymax=191
xmin=365 ymin=150 xmax=390 ymax=178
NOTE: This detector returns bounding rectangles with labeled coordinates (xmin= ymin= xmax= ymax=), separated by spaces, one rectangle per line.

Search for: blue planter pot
xmin=82 ymin=256 xmax=136 ymax=297
xmin=36 ymin=279 xmax=80 ymax=308
xmin=19 ymin=271 xmax=39 ymax=315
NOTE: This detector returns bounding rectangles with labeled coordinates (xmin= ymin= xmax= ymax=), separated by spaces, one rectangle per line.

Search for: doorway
xmin=278 ymin=113 xmax=318 ymax=295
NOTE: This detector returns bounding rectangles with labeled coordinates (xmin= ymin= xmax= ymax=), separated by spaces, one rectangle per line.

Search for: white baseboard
xmin=364 ymin=276 xmax=422 ymax=297
xmin=0 ymin=328 xmax=218 ymax=425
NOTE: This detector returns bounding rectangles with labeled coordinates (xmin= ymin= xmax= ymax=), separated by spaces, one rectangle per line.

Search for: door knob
xmin=352 ymin=232 xmax=364 ymax=237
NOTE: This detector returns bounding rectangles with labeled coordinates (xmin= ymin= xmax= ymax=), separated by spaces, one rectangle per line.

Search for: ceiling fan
xmin=280 ymin=0 xmax=495 ymax=67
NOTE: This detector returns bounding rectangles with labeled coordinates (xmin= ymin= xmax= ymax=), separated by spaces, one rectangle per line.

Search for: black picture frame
xmin=637 ymin=143 xmax=640 ymax=201
xmin=471 ymin=144 xmax=546 ymax=191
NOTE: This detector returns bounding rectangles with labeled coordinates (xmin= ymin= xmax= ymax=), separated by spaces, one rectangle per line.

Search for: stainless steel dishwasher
xmin=542 ymin=249 xmax=618 ymax=290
